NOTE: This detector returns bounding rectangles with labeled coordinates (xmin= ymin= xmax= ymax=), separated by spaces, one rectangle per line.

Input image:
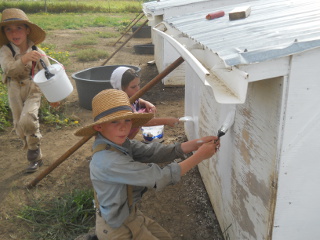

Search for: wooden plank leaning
xmin=101 ymin=19 xmax=149 ymax=66
xmin=113 ymin=12 xmax=145 ymax=46
xmin=27 ymin=56 xmax=185 ymax=188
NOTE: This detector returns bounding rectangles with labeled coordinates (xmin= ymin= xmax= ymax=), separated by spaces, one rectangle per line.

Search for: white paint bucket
xmin=34 ymin=58 xmax=73 ymax=102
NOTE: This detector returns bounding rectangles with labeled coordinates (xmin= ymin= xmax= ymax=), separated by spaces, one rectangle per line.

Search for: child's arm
xmin=139 ymin=98 xmax=156 ymax=113
xmin=143 ymin=117 xmax=179 ymax=127
xmin=138 ymin=98 xmax=179 ymax=127
xmin=179 ymin=136 xmax=219 ymax=176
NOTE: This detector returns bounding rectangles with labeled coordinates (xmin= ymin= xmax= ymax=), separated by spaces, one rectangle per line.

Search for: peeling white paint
xmin=151 ymin=0 xmax=320 ymax=238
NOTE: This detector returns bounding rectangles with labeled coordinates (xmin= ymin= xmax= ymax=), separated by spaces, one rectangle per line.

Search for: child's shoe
xmin=25 ymin=160 xmax=43 ymax=173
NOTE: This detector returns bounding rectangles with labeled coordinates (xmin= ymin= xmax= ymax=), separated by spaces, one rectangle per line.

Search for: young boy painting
xmin=0 ymin=8 xmax=54 ymax=173
xmin=74 ymin=89 xmax=220 ymax=239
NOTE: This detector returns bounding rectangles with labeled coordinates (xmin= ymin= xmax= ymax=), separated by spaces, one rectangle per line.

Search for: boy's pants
xmin=96 ymin=207 xmax=172 ymax=240
xmin=7 ymin=79 xmax=42 ymax=155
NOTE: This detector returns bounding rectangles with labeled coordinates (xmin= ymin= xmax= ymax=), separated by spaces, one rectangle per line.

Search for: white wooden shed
xmin=153 ymin=0 xmax=320 ymax=239
xmin=143 ymin=0 xmax=253 ymax=85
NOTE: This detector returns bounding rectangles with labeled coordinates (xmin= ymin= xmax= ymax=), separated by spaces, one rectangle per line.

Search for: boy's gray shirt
xmin=90 ymin=133 xmax=184 ymax=228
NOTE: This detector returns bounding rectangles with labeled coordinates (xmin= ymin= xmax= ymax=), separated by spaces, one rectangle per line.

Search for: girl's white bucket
xmin=34 ymin=57 xmax=73 ymax=102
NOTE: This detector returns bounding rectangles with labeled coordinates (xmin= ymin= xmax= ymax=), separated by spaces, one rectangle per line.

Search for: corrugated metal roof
xmin=163 ymin=0 xmax=320 ymax=66
xmin=143 ymin=0 xmax=213 ymax=15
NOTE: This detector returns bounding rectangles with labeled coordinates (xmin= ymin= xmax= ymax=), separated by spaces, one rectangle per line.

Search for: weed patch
xmin=39 ymin=43 xmax=70 ymax=65
xmin=96 ymin=31 xmax=120 ymax=39
xmin=39 ymin=98 xmax=80 ymax=129
xmin=72 ymin=36 xmax=98 ymax=46
xmin=75 ymin=48 xmax=109 ymax=62
xmin=17 ymin=189 xmax=95 ymax=240
xmin=0 ymin=80 xmax=11 ymax=131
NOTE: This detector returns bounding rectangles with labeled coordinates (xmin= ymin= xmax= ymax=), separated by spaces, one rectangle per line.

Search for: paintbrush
xmin=197 ymin=108 xmax=236 ymax=144
xmin=215 ymin=109 xmax=236 ymax=142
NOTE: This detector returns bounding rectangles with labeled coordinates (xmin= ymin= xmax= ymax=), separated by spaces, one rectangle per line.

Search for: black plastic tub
xmin=131 ymin=26 xmax=151 ymax=38
xmin=72 ymin=65 xmax=141 ymax=110
xmin=134 ymin=44 xmax=154 ymax=55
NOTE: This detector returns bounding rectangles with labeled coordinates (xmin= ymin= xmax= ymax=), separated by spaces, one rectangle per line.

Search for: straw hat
xmin=0 ymin=8 xmax=46 ymax=46
xmin=75 ymin=89 xmax=154 ymax=136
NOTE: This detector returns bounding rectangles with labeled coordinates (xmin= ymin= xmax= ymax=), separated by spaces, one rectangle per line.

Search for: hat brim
xmin=74 ymin=111 xmax=154 ymax=137
xmin=0 ymin=20 xmax=46 ymax=46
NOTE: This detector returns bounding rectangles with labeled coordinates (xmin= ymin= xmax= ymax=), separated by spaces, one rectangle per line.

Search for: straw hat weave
xmin=74 ymin=89 xmax=154 ymax=136
xmin=0 ymin=8 xmax=46 ymax=46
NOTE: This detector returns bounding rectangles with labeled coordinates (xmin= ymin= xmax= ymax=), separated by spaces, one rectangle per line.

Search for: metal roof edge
xmin=154 ymin=23 xmax=247 ymax=104
xmin=228 ymin=39 xmax=320 ymax=66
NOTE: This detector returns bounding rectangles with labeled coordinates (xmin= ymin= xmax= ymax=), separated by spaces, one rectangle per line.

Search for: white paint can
xmin=34 ymin=58 xmax=73 ymax=102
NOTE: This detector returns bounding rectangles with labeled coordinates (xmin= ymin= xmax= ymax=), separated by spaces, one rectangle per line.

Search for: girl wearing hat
xmin=75 ymin=89 xmax=220 ymax=239
xmin=0 ymin=8 xmax=52 ymax=173
xmin=110 ymin=66 xmax=180 ymax=139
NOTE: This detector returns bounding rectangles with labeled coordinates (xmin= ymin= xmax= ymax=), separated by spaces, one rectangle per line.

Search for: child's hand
xmin=145 ymin=102 xmax=156 ymax=113
xmin=179 ymin=136 xmax=220 ymax=176
xmin=21 ymin=50 xmax=42 ymax=65
xmin=196 ymin=136 xmax=218 ymax=146
xmin=195 ymin=138 xmax=220 ymax=159
xmin=181 ymin=136 xmax=219 ymax=153
xmin=139 ymin=98 xmax=156 ymax=113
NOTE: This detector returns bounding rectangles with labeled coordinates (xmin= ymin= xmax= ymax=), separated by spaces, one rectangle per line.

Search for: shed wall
xmin=185 ymin=65 xmax=284 ymax=239
xmin=272 ymin=48 xmax=320 ymax=239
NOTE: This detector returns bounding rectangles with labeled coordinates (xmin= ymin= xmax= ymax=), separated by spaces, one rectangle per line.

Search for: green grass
xmin=17 ymin=189 xmax=95 ymax=240
xmin=96 ymin=30 xmax=120 ymax=38
xmin=72 ymin=36 xmax=98 ymax=46
xmin=0 ymin=81 xmax=11 ymax=131
xmin=39 ymin=43 xmax=70 ymax=65
xmin=29 ymin=13 xmax=138 ymax=31
xmin=0 ymin=0 xmax=144 ymax=13
xmin=75 ymin=48 xmax=109 ymax=62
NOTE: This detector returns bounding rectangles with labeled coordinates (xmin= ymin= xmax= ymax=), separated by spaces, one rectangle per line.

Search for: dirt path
xmin=0 ymin=27 xmax=223 ymax=240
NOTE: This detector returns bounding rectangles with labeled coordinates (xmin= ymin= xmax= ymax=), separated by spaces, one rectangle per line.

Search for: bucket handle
xmin=40 ymin=54 xmax=65 ymax=70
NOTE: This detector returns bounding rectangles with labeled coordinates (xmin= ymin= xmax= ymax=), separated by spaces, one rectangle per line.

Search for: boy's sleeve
xmin=0 ymin=46 xmax=28 ymax=83
xmin=92 ymin=149 xmax=182 ymax=190
xmin=130 ymin=140 xmax=185 ymax=163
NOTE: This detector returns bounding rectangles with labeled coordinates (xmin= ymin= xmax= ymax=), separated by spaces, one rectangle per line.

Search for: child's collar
xmin=96 ymin=133 xmax=129 ymax=155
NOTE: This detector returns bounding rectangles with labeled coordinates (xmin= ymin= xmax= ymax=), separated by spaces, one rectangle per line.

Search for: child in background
xmin=74 ymin=89 xmax=220 ymax=240
xmin=110 ymin=66 xmax=179 ymax=139
xmin=0 ymin=8 xmax=55 ymax=173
